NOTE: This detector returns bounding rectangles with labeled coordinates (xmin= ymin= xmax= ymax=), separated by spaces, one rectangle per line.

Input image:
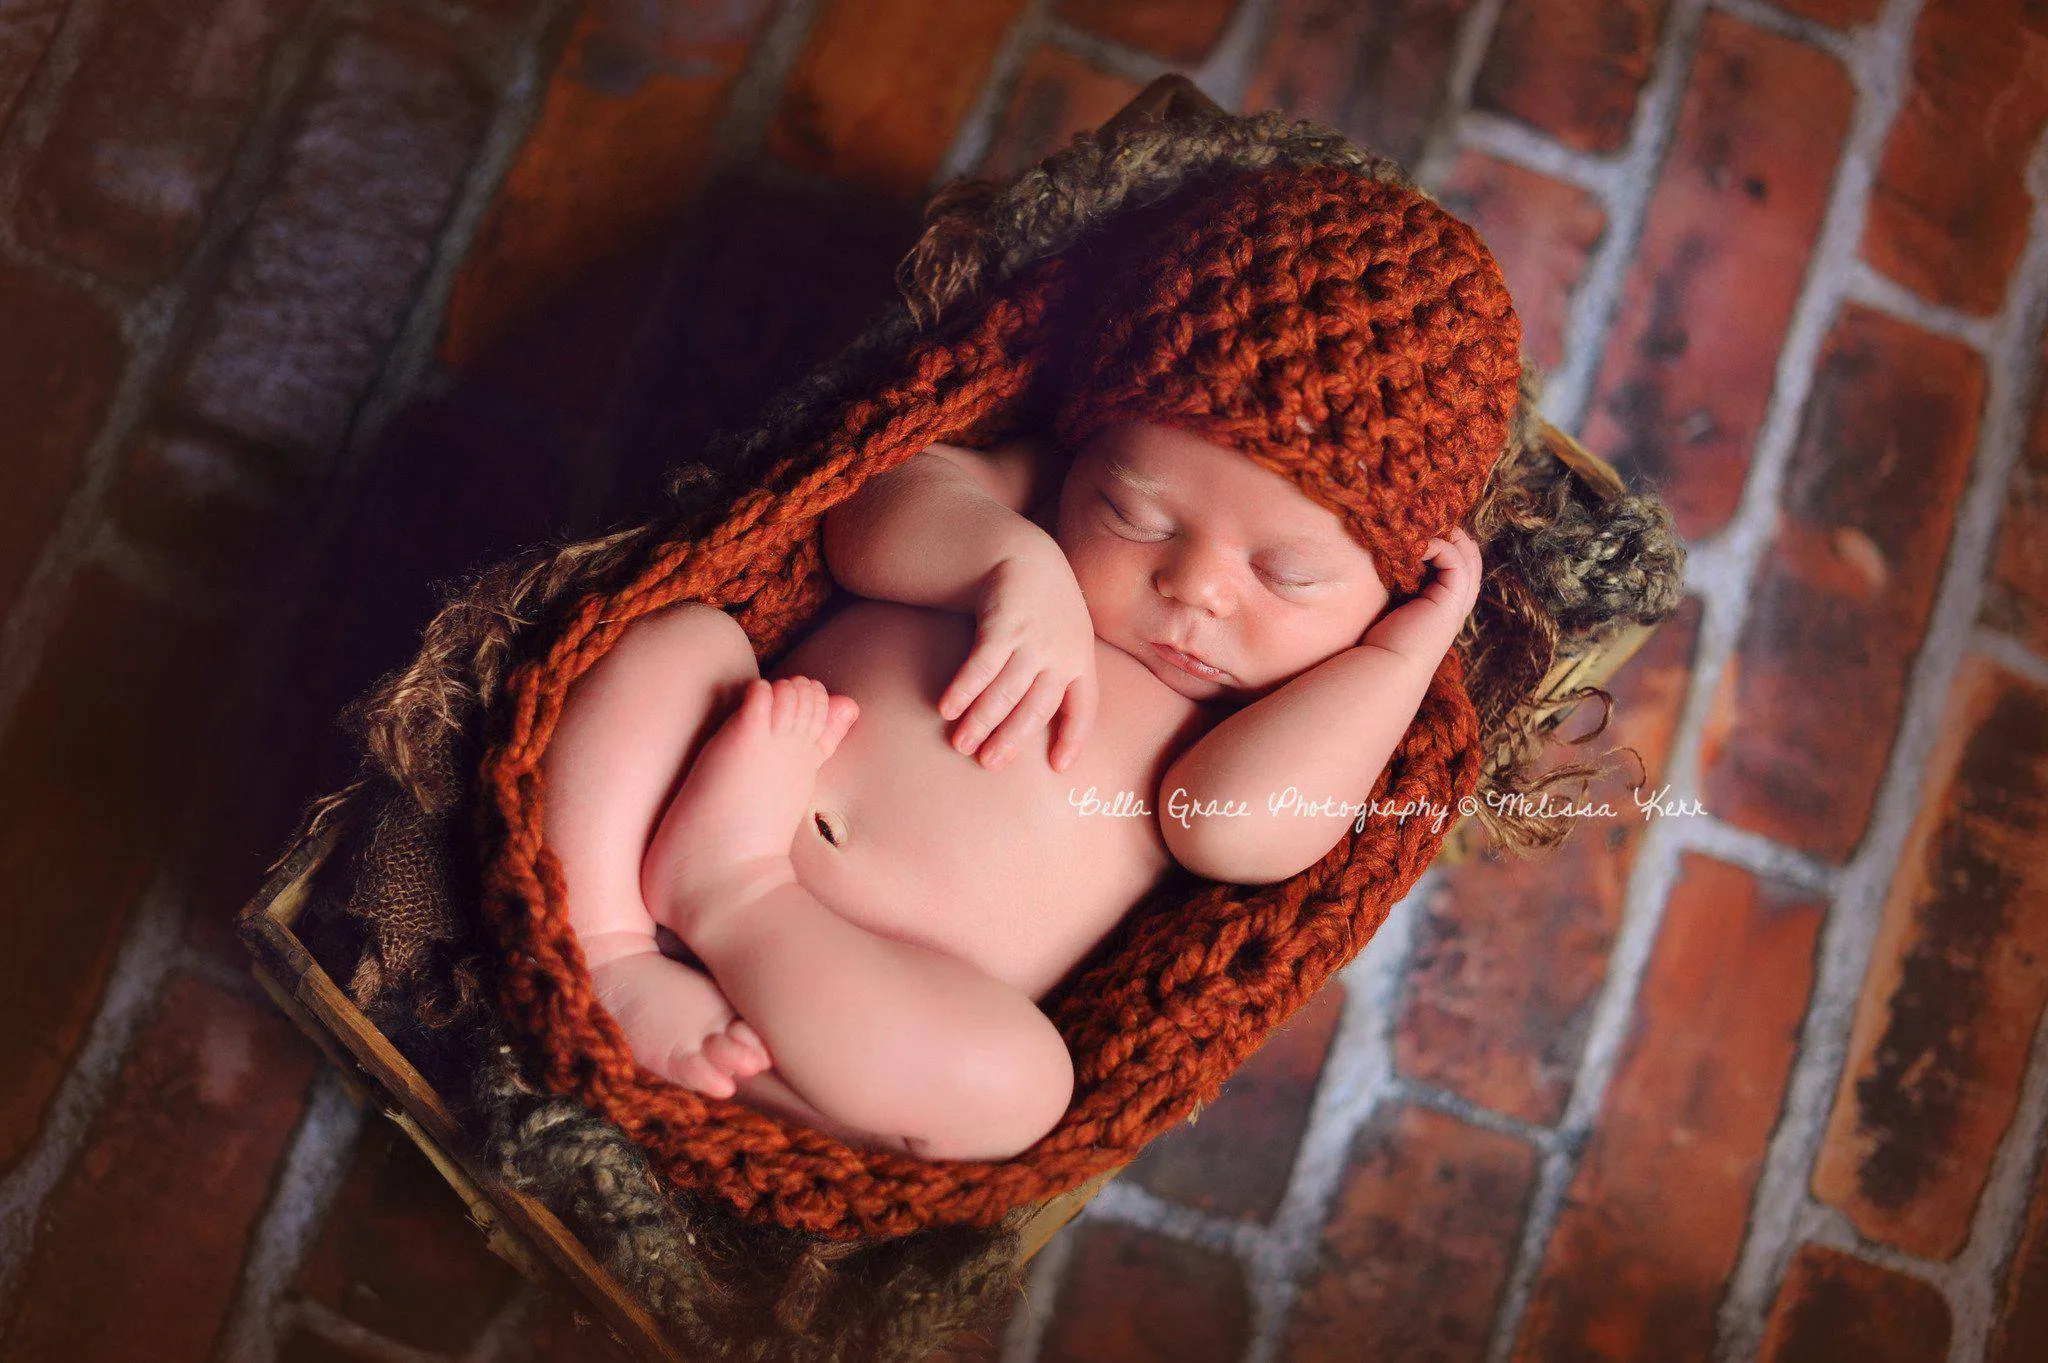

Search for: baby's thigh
xmin=542 ymin=602 xmax=759 ymax=940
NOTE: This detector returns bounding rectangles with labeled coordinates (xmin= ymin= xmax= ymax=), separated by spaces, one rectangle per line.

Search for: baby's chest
xmin=769 ymin=599 xmax=1194 ymax=1002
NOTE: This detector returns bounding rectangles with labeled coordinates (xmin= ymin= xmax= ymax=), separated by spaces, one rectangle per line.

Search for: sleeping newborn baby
xmin=538 ymin=163 xmax=1519 ymax=1163
xmin=540 ymin=420 xmax=1480 ymax=1161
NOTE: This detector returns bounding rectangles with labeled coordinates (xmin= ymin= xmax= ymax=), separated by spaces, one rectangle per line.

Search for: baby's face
xmin=1053 ymin=422 xmax=1391 ymax=702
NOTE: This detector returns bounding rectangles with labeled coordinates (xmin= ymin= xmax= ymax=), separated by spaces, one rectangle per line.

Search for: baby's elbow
xmin=1161 ymin=815 xmax=1312 ymax=887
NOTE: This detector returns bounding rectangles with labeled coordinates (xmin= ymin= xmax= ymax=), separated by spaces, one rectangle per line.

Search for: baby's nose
xmin=1154 ymin=562 xmax=1231 ymax=614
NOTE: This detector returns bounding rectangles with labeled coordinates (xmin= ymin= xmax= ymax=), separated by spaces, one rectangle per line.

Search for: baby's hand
xmin=1361 ymin=527 xmax=1484 ymax=665
xmin=939 ymin=551 xmax=1098 ymax=772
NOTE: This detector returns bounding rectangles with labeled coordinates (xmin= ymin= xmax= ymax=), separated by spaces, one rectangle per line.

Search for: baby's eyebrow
xmin=1105 ymin=460 xmax=1170 ymax=497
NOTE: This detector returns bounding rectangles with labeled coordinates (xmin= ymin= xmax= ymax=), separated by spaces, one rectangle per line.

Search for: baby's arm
xmin=821 ymin=442 xmax=1056 ymax=613
xmin=823 ymin=442 xmax=1098 ymax=770
xmin=1159 ymin=644 xmax=1442 ymax=884
xmin=1160 ymin=530 xmax=1484 ymax=885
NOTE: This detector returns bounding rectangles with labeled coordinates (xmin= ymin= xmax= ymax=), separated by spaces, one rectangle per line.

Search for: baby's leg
xmin=541 ymin=601 xmax=772 ymax=1095
xmin=649 ymin=677 xmax=1076 ymax=1161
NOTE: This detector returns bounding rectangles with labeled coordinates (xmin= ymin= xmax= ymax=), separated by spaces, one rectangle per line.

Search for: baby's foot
xmin=588 ymin=946 xmax=774 ymax=1098
xmin=643 ymin=676 xmax=859 ymax=926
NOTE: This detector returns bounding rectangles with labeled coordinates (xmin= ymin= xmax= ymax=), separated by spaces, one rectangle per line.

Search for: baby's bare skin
xmin=543 ymin=421 xmax=1475 ymax=1159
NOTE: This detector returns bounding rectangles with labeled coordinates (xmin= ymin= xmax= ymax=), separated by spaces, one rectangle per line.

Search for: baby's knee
xmin=916 ymin=1018 xmax=1075 ymax=1162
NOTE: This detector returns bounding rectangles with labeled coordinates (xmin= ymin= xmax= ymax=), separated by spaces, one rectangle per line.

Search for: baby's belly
xmin=765 ymin=597 xmax=1202 ymax=1003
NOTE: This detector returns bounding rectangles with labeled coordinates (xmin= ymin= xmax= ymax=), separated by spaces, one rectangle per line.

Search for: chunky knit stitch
xmin=474 ymin=162 xmax=1509 ymax=1240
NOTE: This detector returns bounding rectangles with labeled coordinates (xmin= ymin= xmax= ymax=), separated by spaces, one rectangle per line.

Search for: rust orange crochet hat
xmin=1047 ymin=162 xmax=1523 ymax=598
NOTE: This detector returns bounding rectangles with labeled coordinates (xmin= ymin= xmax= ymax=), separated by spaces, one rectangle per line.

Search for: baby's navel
xmin=810 ymin=807 xmax=848 ymax=848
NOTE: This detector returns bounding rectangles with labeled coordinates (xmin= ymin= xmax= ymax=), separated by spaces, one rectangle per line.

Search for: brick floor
xmin=2 ymin=1 xmax=2044 ymax=1360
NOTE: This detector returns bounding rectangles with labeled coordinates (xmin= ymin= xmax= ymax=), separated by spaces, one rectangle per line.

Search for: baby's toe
xmin=703 ymin=1029 xmax=769 ymax=1078
xmin=820 ymin=695 xmax=859 ymax=755
xmin=665 ymin=1046 xmax=738 ymax=1098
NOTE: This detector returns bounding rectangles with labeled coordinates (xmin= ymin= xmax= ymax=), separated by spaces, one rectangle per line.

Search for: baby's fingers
xmin=950 ymin=651 xmax=1037 ymax=757
xmin=978 ymin=671 xmax=1068 ymax=770
xmin=1049 ymin=672 xmax=1097 ymax=774
xmin=938 ymin=642 xmax=1008 ymax=723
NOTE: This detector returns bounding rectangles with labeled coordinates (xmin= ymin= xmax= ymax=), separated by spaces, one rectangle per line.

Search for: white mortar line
xmin=1674 ymin=814 xmax=1842 ymax=897
xmin=1005 ymin=1215 xmax=1081 ymax=1363
xmin=933 ymin=0 xmax=1056 ymax=189
xmin=1038 ymin=21 xmax=1180 ymax=91
xmin=212 ymin=1071 xmax=368 ymax=1363
xmin=1972 ymin=627 xmax=2048 ymax=694
xmin=1712 ymin=0 xmax=1860 ymax=59
xmin=1713 ymin=36 xmax=2048 ymax=1363
xmin=285 ymin=1297 xmax=452 ymax=1363
xmin=460 ymin=1281 xmax=543 ymax=1363
xmin=0 ymin=884 xmax=185 ymax=1321
xmin=1450 ymin=109 xmax=1625 ymax=200
xmin=1192 ymin=0 xmax=1278 ymax=113
xmin=1845 ymin=258 xmax=2005 ymax=351
xmin=173 ymin=942 xmax=277 ymax=1005
xmin=1416 ymin=0 xmax=1514 ymax=195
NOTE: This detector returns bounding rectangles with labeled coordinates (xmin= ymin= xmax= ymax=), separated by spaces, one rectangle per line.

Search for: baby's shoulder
xmin=926 ymin=433 xmax=1070 ymax=518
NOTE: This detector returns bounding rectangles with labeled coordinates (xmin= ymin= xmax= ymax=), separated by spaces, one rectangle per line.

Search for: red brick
xmin=1772 ymin=0 xmax=1881 ymax=25
xmin=0 ymin=568 xmax=238 ymax=1173
xmin=0 ymin=973 xmax=320 ymax=1363
xmin=980 ymin=43 xmax=1143 ymax=181
xmin=1040 ymin=1222 xmax=1253 ymax=1363
xmin=1860 ymin=0 xmax=2048 ymax=316
xmin=1582 ymin=11 xmax=1853 ymax=541
xmin=1811 ymin=653 xmax=2048 ymax=1259
xmin=173 ymin=19 xmax=488 ymax=459
xmin=294 ymin=1121 xmax=522 ymax=1352
xmin=1758 ymin=1244 xmax=1952 ymax=1362
xmin=1701 ymin=306 xmax=1983 ymax=862
xmin=1982 ymin=338 xmax=2048 ymax=655
xmin=1431 ymin=150 xmax=1607 ymax=374
xmin=1284 ymin=1104 xmax=1537 ymax=1362
xmin=1399 ymin=596 xmax=1702 ymax=1125
xmin=765 ymin=0 xmax=1031 ymax=198
xmin=1126 ymin=982 xmax=1344 ymax=1223
xmin=105 ymin=424 xmax=310 ymax=589
xmin=1241 ymin=0 xmax=1475 ymax=166
xmin=0 ymin=265 xmax=127 ymax=621
xmin=1472 ymin=0 xmax=1671 ymax=153
xmin=1512 ymin=854 xmax=1827 ymax=1362
xmin=0 ymin=0 xmax=64 ymax=137
xmin=1052 ymin=0 xmax=1238 ymax=64
xmin=1990 ymin=1119 xmax=2048 ymax=1363
xmin=438 ymin=0 xmax=773 ymax=420
xmin=19 ymin=0 xmax=309 ymax=284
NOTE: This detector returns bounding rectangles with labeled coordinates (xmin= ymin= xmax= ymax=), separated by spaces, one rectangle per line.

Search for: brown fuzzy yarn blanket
xmin=280 ymin=102 xmax=1685 ymax=1360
